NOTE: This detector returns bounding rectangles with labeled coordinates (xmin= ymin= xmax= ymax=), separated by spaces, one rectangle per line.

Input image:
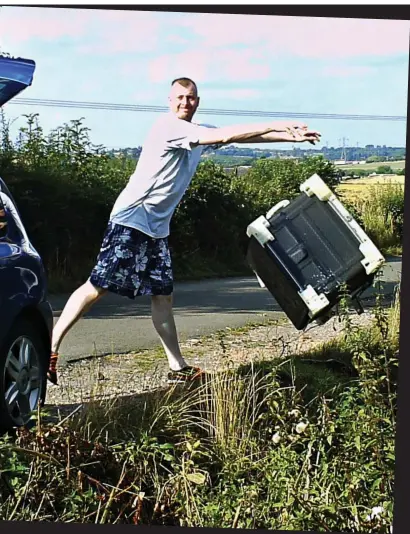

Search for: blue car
xmin=0 ymin=55 xmax=53 ymax=431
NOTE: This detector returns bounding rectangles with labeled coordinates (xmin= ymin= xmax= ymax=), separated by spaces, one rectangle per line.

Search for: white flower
xmin=366 ymin=506 xmax=384 ymax=522
xmin=295 ymin=422 xmax=308 ymax=434
xmin=272 ymin=432 xmax=281 ymax=444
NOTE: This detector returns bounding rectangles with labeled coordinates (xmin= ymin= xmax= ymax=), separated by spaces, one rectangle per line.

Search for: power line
xmin=7 ymin=97 xmax=407 ymax=122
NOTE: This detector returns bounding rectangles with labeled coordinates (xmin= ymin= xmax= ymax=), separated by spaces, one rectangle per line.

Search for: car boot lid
xmin=0 ymin=55 xmax=36 ymax=106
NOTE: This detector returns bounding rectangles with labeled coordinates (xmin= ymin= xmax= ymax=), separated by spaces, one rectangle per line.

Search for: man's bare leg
xmin=151 ymin=294 xmax=187 ymax=371
xmin=52 ymin=280 xmax=107 ymax=354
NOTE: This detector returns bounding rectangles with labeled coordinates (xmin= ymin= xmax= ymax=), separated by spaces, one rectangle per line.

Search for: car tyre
xmin=0 ymin=318 xmax=48 ymax=432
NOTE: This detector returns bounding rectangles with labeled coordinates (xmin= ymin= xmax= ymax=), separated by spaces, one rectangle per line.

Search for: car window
xmin=0 ymin=190 xmax=39 ymax=256
xmin=0 ymin=191 xmax=24 ymax=243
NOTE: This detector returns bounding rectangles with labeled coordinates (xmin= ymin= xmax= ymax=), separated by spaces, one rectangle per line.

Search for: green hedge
xmin=2 ymin=112 xmax=385 ymax=291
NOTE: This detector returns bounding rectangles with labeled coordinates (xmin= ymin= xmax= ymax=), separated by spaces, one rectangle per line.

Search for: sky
xmin=0 ymin=6 xmax=409 ymax=151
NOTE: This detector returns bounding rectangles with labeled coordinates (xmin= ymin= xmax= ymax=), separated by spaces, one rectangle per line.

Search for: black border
xmin=10 ymin=4 xmax=410 ymax=20
xmin=2 ymin=4 xmax=410 ymax=534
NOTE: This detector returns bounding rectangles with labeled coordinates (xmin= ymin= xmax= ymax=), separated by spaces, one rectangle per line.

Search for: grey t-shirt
xmin=110 ymin=112 xmax=218 ymax=239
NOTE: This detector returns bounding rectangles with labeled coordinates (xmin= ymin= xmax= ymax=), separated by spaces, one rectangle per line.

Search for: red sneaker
xmin=167 ymin=366 xmax=204 ymax=384
xmin=47 ymin=352 xmax=59 ymax=385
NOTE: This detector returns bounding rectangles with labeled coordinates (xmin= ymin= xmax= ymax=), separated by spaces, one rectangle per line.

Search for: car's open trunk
xmin=0 ymin=55 xmax=36 ymax=106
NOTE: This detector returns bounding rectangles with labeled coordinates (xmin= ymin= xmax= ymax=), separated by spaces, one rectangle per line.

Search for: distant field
xmin=336 ymin=174 xmax=405 ymax=202
xmin=338 ymin=160 xmax=405 ymax=172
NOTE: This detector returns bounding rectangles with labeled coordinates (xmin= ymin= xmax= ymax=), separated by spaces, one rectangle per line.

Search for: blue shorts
xmin=89 ymin=222 xmax=173 ymax=299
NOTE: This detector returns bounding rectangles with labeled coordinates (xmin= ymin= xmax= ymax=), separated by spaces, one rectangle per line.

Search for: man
xmin=48 ymin=77 xmax=321 ymax=385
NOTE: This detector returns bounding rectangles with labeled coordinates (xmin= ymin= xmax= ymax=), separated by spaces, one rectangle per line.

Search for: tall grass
xmin=354 ymin=183 xmax=405 ymax=254
xmin=0 ymin=289 xmax=399 ymax=530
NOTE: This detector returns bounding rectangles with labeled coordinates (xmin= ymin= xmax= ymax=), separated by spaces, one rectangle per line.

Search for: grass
xmin=335 ymin=180 xmax=404 ymax=256
xmin=0 ymin=288 xmax=398 ymax=530
xmin=336 ymin=175 xmax=405 ymax=202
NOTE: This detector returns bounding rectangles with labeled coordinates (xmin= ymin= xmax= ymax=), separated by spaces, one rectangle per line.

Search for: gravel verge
xmin=44 ymin=310 xmax=375 ymax=411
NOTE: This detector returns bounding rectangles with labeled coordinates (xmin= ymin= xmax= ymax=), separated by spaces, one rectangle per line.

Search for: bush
xmin=0 ymin=114 xmax=133 ymax=289
xmin=376 ymin=165 xmax=393 ymax=175
xmin=2 ymin=112 xmax=401 ymax=287
xmin=1 ymin=114 xmax=348 ymax=289
xmin=171 ymin=160 xmax=251 ymax=264
xmin=232 ymin=156 xmax=340 ymax=215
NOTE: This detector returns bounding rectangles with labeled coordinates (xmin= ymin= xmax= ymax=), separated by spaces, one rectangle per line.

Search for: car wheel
xmin=0 ymin=319 xmax=48 ymax=431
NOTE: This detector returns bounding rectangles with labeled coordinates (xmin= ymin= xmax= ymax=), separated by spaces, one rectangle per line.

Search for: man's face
xmin=168 ymin=82 xmax=200 ymax=122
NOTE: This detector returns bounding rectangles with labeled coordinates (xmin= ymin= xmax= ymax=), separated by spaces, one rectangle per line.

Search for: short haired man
xmin=48 ymin=77 xmax=321 ymax=385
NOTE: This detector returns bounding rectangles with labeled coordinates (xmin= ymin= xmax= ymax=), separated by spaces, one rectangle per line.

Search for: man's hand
xmin=286 ymin=128 xmax=322 ymax=145
xmin=270 ymin=121 xmax=322 ymax=143
xmin=270 ymin=121 xmax=308 ymax=133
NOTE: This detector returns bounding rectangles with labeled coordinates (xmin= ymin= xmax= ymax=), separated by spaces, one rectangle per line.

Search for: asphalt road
xmin=49 ymin=257 xmax=402 ymax=363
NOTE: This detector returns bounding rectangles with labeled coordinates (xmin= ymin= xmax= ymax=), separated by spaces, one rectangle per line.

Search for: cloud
xmin=76 ymin=11 xmax=160 ymax=54
xmin=2 ymin=8 xmax=409 ymax=61
xmin=177 ymin=13 xmax=410 ymax=58
xmin=0 ymin=6 xmax=160 ymax=54
xmin=148 ymin=51 xmax=208 ymax=83
xmin=147 ymin=49 xmax=270 ymax=84
xmin=0 ymin=7 xmax=94 ymax=43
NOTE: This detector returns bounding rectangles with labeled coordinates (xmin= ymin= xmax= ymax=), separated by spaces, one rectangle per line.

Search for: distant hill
xmin=106 ymin=144 xmax=405 ymax=164
xmin=202 ymin=144 xmax=406 ymax=163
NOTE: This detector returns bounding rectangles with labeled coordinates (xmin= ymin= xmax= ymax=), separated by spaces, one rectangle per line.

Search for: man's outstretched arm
xmin=195 ymin=120 xmax=312 ymax=145
xmin=236 ymin=129 xmax=321 ymax=145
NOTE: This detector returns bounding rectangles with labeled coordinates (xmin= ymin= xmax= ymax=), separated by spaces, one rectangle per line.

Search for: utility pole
xmin=338 ymin=137 xmax=349 ymax=162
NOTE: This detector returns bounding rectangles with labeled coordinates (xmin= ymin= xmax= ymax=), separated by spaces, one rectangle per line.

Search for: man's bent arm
xmin=195 ymin=121 xmax=307 ymax=146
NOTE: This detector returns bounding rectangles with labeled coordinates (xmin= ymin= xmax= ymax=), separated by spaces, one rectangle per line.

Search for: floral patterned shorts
xmin=89 ymin=222 xmax=173 ymax=299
